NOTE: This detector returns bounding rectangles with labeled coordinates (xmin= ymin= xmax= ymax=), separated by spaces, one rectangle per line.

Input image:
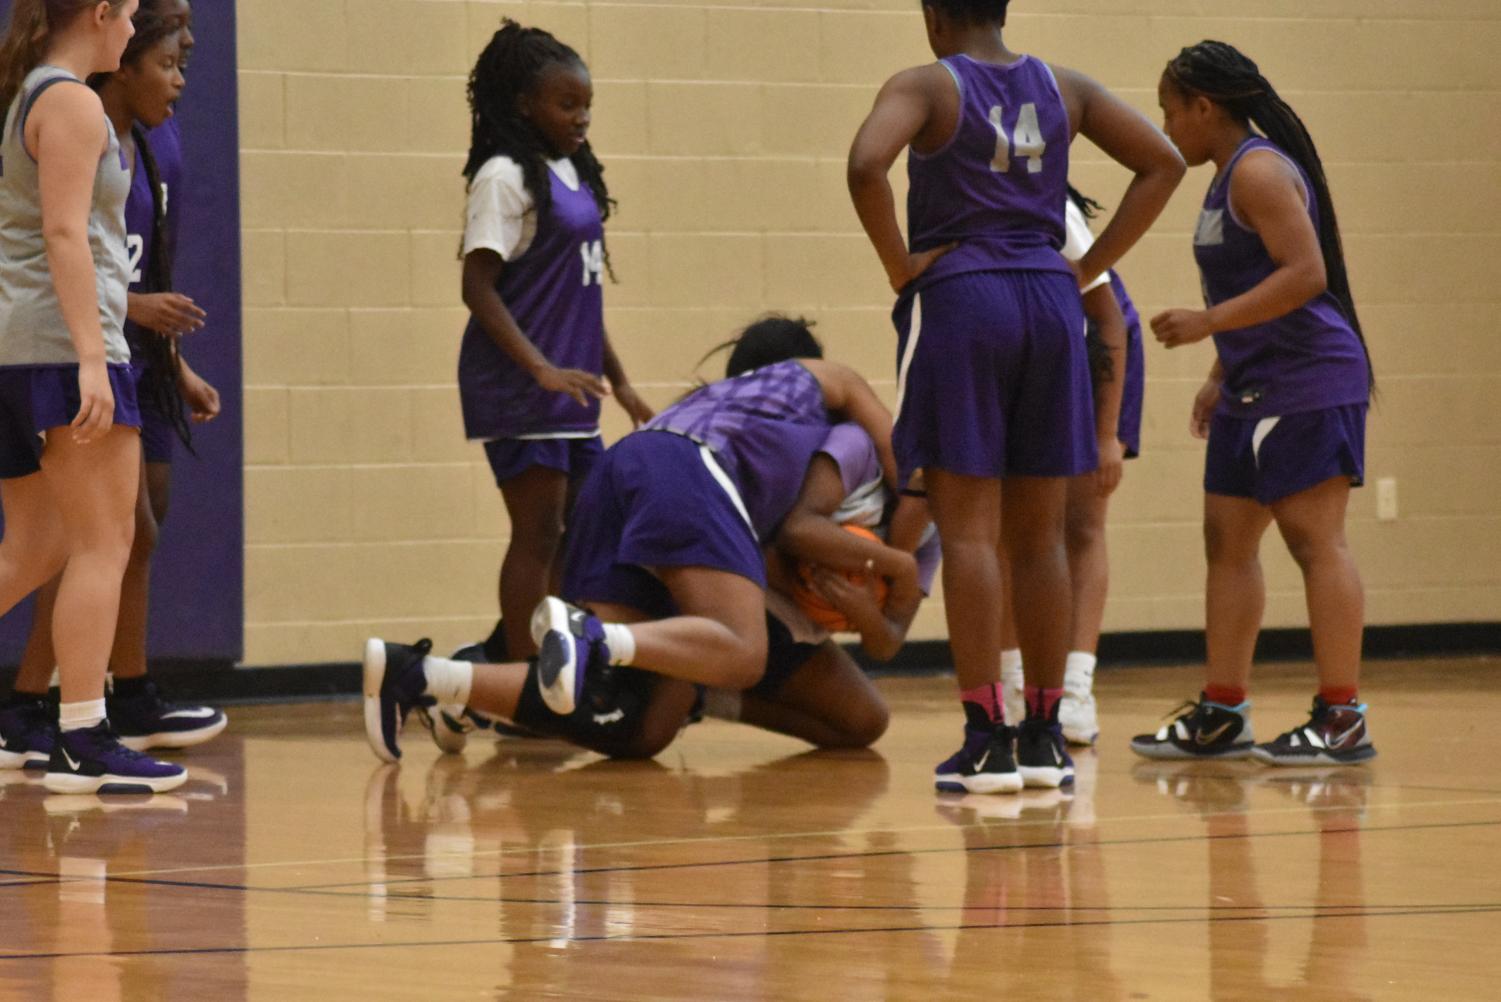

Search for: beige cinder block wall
xmin=237 ymin=0 xmax=1501 ymax=666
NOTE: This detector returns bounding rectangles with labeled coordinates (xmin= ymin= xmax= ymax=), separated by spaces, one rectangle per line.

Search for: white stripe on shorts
xmin=1251 ymin=416 xmax=1281 ymax=467
xmin=893 ymin=292 xmax=924 ymax=419
xmin=697 ymin=444 xmax=755 ymax=534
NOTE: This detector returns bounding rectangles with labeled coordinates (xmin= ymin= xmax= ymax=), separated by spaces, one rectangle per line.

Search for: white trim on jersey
xmin=893 ymin=292 xmax=924 ymax=421
xmin=697 ymin=444 xmax=755 ymax=534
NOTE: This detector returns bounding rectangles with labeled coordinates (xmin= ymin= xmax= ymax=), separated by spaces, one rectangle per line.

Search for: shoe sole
xmin=1130 ymin=741 xmax=1255 ymax=762
xmin=1061 ymin=729 xmax=1098 ymax=747
xmin=532 ymin=599 xmax=579 ymax=716
xmin=1249 ymin=745 xmax=1377 ymax=766
xmin=0 ymin=749 xmax=47 ymax=770
xmin=43 ymin=768 xmax=188 ymax=795
xmin=1018 ymin=766 xmax=1075 ymax=788
xmin=117 ymin=715 xmax=229 ymax=752
xmin=362 ymin=638 xmax=400 ymax=764
xmin=935 ymin=772 xmax=1024 ymax=795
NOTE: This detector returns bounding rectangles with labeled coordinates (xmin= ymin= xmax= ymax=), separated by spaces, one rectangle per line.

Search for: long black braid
xmin=1064 ymin=185 xmax=1115 ymax=385
xmin=1165 ymin=40 xmax=1373 ymax=386
xmin=89 ymin=5 xmax=194 ymax=450
xmin=463 ymin=19 xmax=614 ymax=275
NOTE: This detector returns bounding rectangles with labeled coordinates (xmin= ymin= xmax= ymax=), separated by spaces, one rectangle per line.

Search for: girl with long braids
xmin=1131 ymin=41 xmax=1376 ymax=766
xmin=454 ymin=19 xmax=652 ymax=679
xmin=4 ymin=0 xmax=226 ymax=760
xmin=847 ymin=0 xmax=1184 ymax=794
xmin=0 ymin=0 xmax=185 ymax=793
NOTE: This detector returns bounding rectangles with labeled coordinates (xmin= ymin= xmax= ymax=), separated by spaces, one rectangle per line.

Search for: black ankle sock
xmin=111 ymin=676 xmax=150 ymax=698
xmin=481 ymin=619 xmax=509 ymax=663
xmin=5 ymin=689 xmax=48 ymax=708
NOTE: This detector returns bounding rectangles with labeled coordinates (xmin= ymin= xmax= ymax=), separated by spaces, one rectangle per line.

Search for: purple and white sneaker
xmin=362 ymin=638 xmax=435 ymax=763
xmin=0 ymin=697 xmax=55 ymax=771
xmin=529 ymin=598 xmax=610 ymax=716
xmin=43 ymin=722 xmax=187 ymax=795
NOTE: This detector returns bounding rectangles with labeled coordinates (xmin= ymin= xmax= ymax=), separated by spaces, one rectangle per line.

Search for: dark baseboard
xmin=3 ymin=622 xmax=1496 ymax=706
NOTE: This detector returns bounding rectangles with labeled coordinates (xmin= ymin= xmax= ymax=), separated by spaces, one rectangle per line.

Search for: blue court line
xmin=0 ymin=904 xmax=1496 ymax=962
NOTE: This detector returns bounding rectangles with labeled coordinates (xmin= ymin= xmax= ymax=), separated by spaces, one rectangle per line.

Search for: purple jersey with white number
xmin=906 ymin=54 xmax=1072 ymax=291
xmin=1194 ymin=137 xmax=1368 ymax=418
xmin=819 ymin=422 xmax=942 ymax=593
xmin=122 ymin=121 xmax=184 ymax=357
xmin=459 ymin=167 xmax=605 ymax=439
xmin=644 ymin=360 xmax=832 ymax=542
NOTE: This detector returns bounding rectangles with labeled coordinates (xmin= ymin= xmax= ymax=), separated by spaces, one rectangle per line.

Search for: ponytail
xmin=1166 ymin=40 xmax=1373 ymax=387
xmin=0 ymin=0 xmax=50 ymax=125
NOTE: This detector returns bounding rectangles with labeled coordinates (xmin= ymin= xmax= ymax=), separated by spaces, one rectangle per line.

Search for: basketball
xmin=791 ymin=525 xmax=889 ymax=633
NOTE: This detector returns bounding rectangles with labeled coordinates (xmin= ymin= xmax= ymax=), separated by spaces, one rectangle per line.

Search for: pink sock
xmin=1025 ymin=686 xmax=1063 ymax=720
xmin=961 ymin=683 xmax=1005 ymax=725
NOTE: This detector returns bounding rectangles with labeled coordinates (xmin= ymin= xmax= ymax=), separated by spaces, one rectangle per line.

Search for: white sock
xmin=422 ymin=656 xmax=473 ymax=707
xmin=1000 ymin=648 xmax=1023 ymax=678
xmin=701 ymin=688 xmax=742 ymax=722
xmin=59 ymin=699 xmax=106 ymax=732
xmin=1065 ymin=650 xmax=1097 ymax=678
xmin=602 ymin=623 xmax=636 ymax=666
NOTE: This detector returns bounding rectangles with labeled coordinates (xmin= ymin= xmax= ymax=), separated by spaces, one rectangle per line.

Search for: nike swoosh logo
xmin=61 ymin=747 xmax=82 ymax=771
xmin=1327 ymin=721 xmax=1364 ymax=748
xmin=162 ymin=708 xmax=216 ymax=721
xmin=1196 ymin=721 xmax=1234 ymax=745
xmin=974 ymin=749 xmax=991 ymax=772
xmin=0 ymin=732 xmax=8 ymax=749
xmin=592 ymin=709 xmax=625 ymax=725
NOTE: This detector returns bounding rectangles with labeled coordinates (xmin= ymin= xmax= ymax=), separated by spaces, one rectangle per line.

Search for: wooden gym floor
xmin=0 ymin=657 xmax=1496 ymax=1000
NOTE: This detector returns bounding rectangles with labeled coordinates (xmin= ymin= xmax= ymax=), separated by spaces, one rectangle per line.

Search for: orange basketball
xmin=791 ymin=525 xmax=889 ymax=633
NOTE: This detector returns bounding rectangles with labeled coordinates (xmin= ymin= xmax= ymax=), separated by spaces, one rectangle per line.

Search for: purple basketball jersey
xmin=906 ymin=54 xmax=1073 ymax=291
xmin=459 ymin=166 xmax=605 ymax=439
xmin=1110 ymin=271 xmax=1145 ymax=455
xmin=644 ymin=360 xmax=832 ymax=541
xmin=1194 ymin=138 xmax=1368 ymax=418
xmin=122 ymin=122 xmax=184 ymax=356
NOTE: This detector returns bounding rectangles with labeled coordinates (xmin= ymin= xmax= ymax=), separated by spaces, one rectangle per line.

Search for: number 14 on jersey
xmin=988 ymin=102 xmax=1046 ymax=175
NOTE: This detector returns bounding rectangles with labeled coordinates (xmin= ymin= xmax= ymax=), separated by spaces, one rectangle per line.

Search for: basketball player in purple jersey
xmin=847 ymin=0 xmax=1184 ymax=793
xmin=1000 ymin=185 xmax=1144 ymax=747
xmin=361 ymin=356 xmax=904 ymax=761
xmin=3 ymin=1 xmax=226 ymax=766
xmin=457 ymin=21 xmax=653 ymax=678
xmin=1132 ymin=42 xmax=1375 ymax=766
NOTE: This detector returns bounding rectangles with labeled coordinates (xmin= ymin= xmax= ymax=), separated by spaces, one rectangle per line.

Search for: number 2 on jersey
xmin=988 ymin=102 xmax=1046 ymax=175
xmin=127 ymin=234 xmax=145 ymax=283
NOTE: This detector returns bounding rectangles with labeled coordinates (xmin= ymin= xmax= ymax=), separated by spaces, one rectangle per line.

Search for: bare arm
xmin=798 ymin=358 xmax=898 ymax=488
xmin=847 ymin=66 xmax=956 ymax=293
xmin=601 ymin=330 xmax=654 ymax=426
xmin=33 ymin=84 xmax=114 ymax=442
xmin=1053 ymin=65 xmax=1186 ymax=288
xmin=1084 ymin=284 xmax=1127 ymax=494
xmin=460 ymin=249 xmax=606 ymax=406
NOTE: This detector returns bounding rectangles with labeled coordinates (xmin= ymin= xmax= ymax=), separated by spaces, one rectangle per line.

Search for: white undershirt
xmin=462 ymin=155 xmax=582 ymax=261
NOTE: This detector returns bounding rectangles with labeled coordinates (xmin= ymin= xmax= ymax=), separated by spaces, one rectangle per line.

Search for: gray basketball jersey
xmin=0 ymin=65 xmax=132 ymax=367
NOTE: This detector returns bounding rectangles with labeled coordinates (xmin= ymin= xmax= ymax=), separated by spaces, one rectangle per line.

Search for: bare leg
xmin=1064 ymin=475 xmax=1111 ymax=653
xmin=107 ymin=457 xmax=158 ymax=681
xmin=0 ymin=474 xmax=67 ymax=621
xmin=926 ymin=470 xmax=1003 ymax=691
xmin=738 ymin=640 xmax=889 ymax=748
xmin=498 ymin=466 xmax=569 ymax=660
xmin=1271 ymin=477 xmax=1363 ymax=693
xmin=1203 ymin=493 xmax=1274 ymax=693
xmin=14 ymin=574 xmax=61 ymax=694
xmin=1001 ymin=475 xmax=1071 ymax=691
xmin=41 ymin=428 xmax=140 ymax=704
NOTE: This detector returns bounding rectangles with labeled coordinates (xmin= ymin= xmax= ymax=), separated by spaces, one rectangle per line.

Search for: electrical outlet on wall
xmin=1376 ymin=477 xmax=1398 ymax=521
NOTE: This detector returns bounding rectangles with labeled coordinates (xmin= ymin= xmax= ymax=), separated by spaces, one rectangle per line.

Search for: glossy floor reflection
xmin=1 ymin=658 xmax=1497 ymax=1000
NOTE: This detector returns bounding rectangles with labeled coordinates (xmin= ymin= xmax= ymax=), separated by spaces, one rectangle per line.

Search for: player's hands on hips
xmin=1190 ymin=377 xmax=1221 ymax=440
xmin=1094 ymin=436 xmax=1125 ymax=496
xmin=890 ymin=242 xmax=958 ymax=293
xmin=129 ymin=292 xmax=206 ymax=337
xmin=181 ymin=369 xmax=221 ymax=424
xmin=1150 ymin=308 xmax=1215 ymax=347
xmin=71 ymin=358 xmax=115 ymax=444
xmin=536 ymin=364 xmax=609 ymax=407
xmin=613 ymin=382 xmax=655 ymax=428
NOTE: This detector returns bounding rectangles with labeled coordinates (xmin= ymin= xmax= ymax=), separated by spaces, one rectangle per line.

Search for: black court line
xmin=288 ymin=815 xmax=1501 ymax=893
xmin=2 ymin=816 xmax=1498 ymax=904
xmin=0 ymin=904 xmax=1496 ymax=963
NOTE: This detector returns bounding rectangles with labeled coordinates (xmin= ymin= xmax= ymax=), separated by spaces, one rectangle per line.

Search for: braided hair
xmin=920 ymin=1 xmax=1011 ymax=25
xmin=1164 ymin=40 xmax=1372 ymax=384
xmin=90 ymin=4 xmax=194 ymax=450
xmin=463 ymin=20 xmax=613 ymax=269
xmin=1064 ymin=185 xmax=1115 ymax=385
